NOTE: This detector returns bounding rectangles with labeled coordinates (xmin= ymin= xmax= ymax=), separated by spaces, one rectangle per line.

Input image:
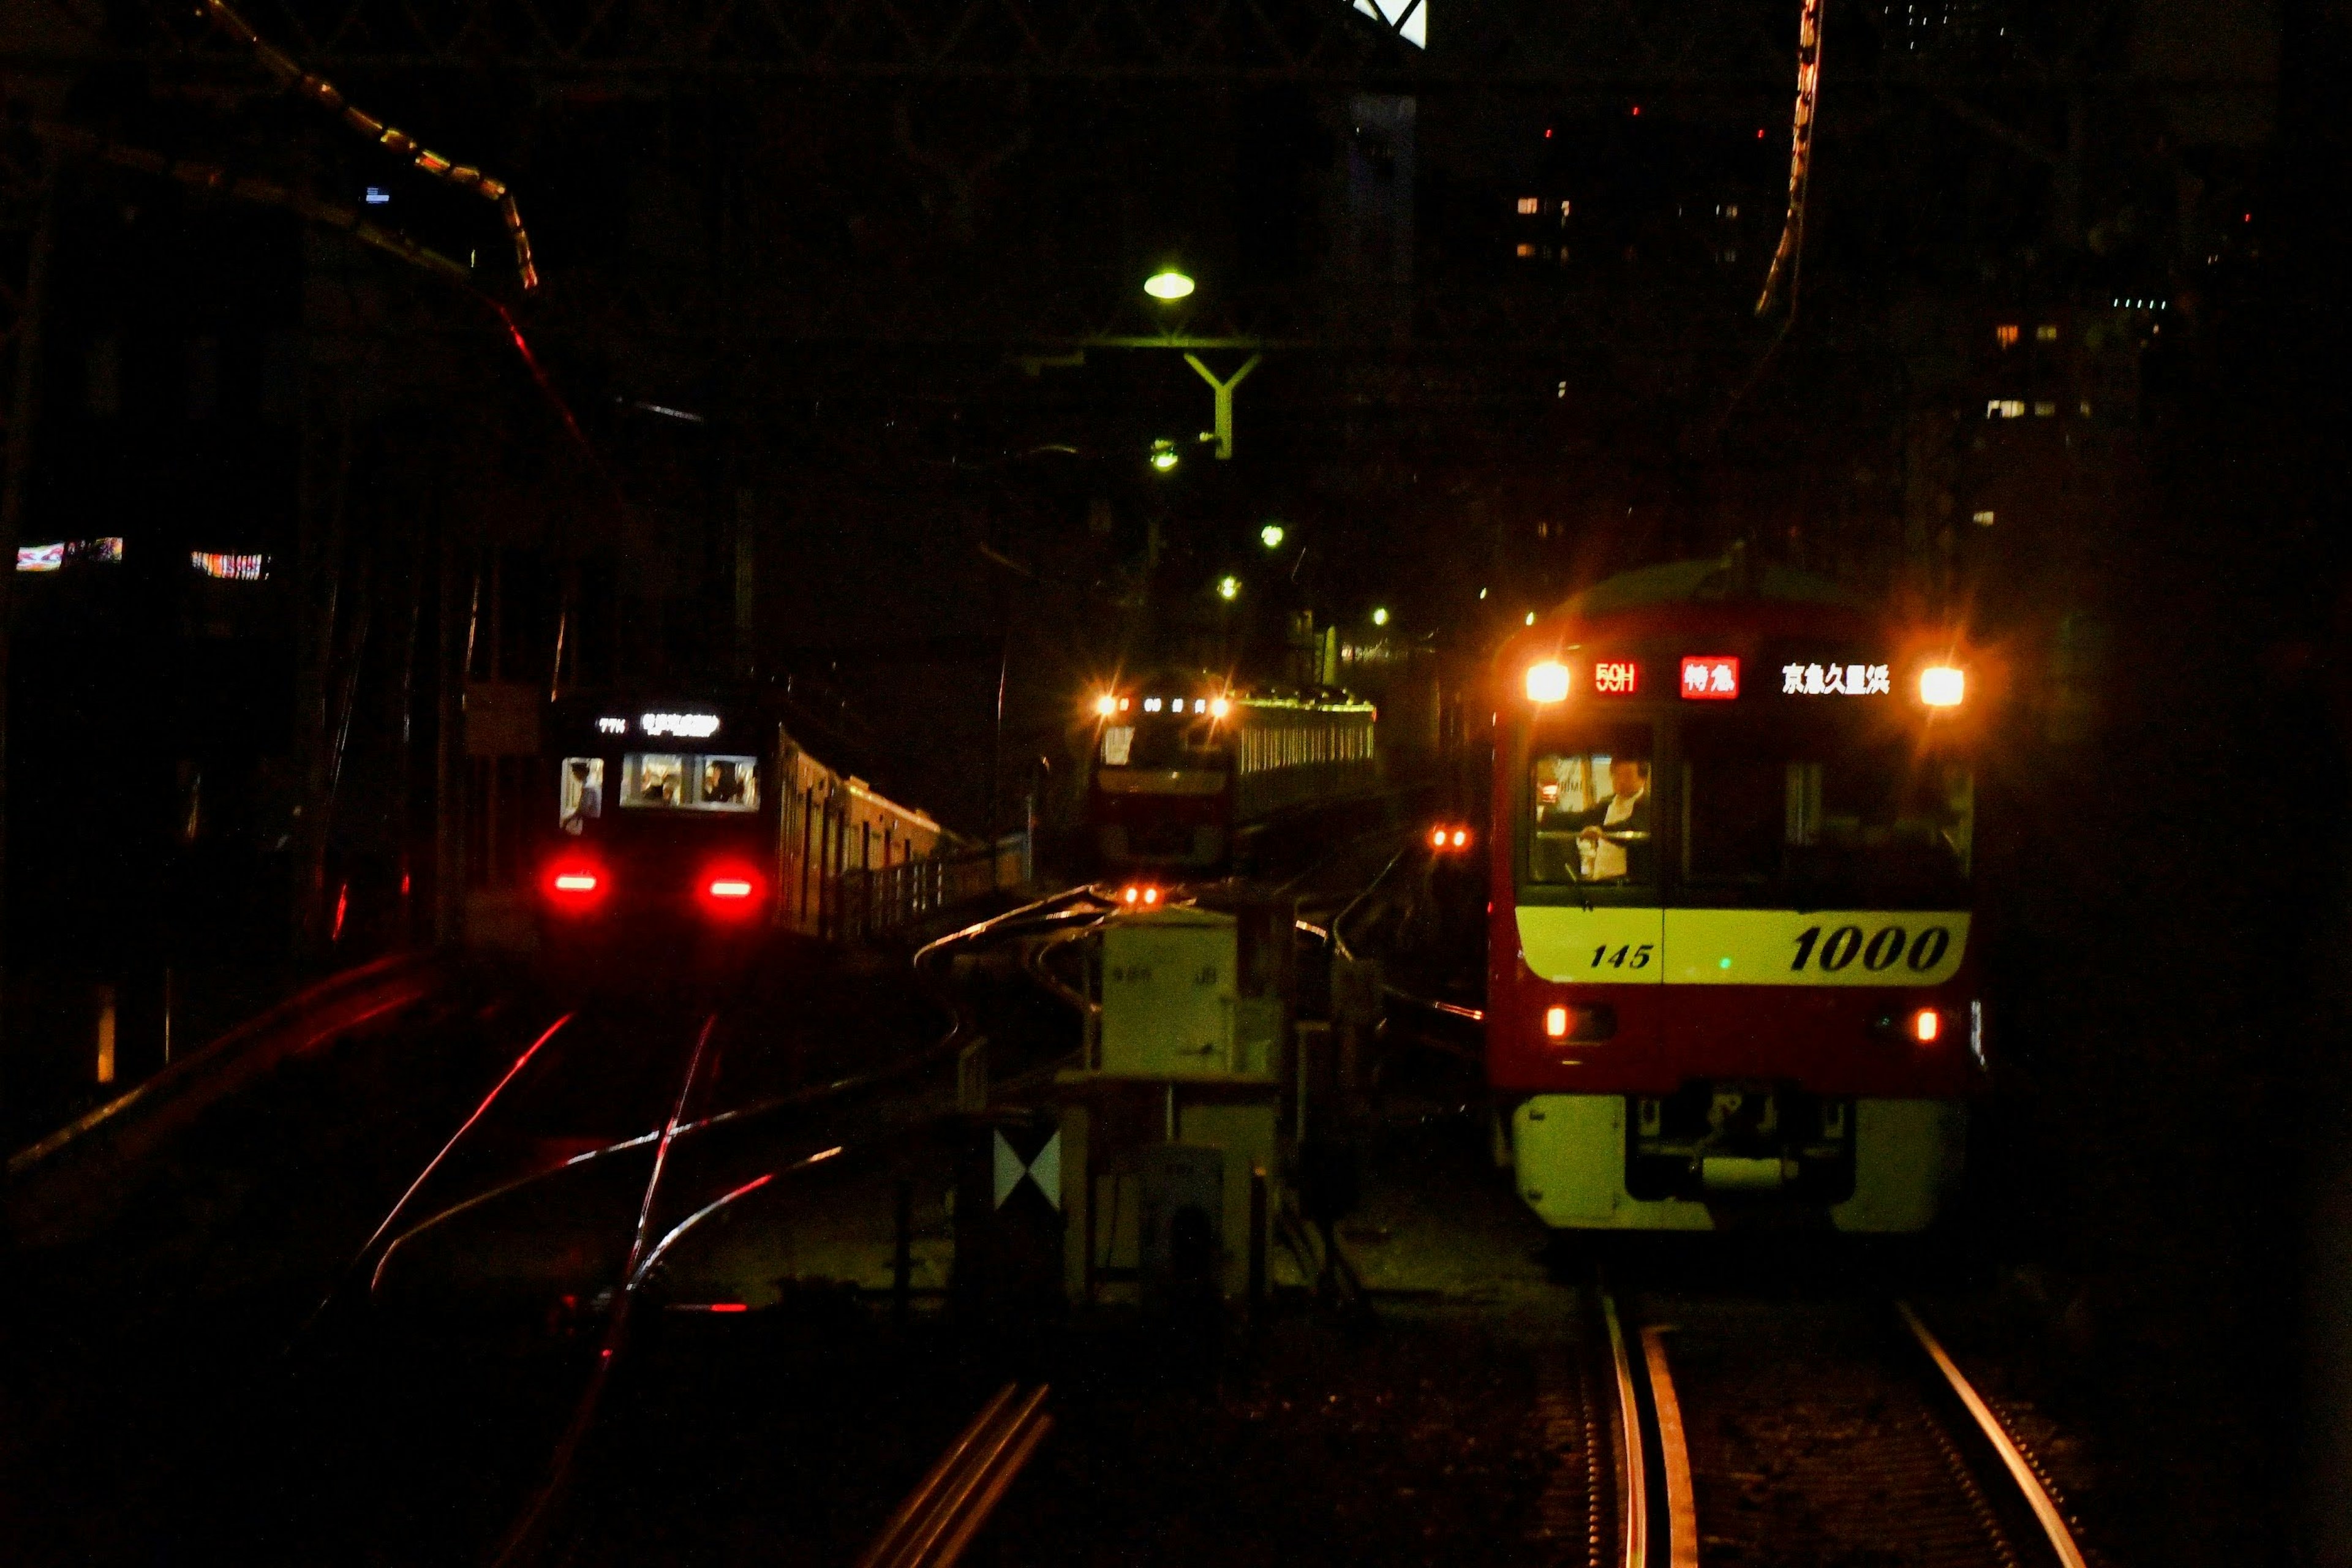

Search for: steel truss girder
xmin=77 ymin=0 xmax=1801 ymax=90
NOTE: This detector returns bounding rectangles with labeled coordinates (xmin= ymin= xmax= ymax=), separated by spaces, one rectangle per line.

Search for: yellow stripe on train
xmin=1516 ymin=906 xmax=1970 ymax=987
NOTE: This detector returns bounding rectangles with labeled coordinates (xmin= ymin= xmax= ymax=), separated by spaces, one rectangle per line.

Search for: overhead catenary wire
xmin=196 ymin=0 xmax=537 ymax=294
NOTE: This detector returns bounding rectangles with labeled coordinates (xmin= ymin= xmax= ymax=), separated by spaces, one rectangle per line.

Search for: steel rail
xmin=298 ymin=1011 xmax=574 ymax=1338
xmin=488 ymin=1012 xmax=720 ymax=1568
xmin=1640 ymin=1327 xmax=1700 ymax=1568
xmin=1599 ymin=1291 xmax=1649 ymax=1568
xmin=1898 ymin=1302 xmax=2090 ymax=1568
xmin=858 ymin=1384 xmax=1053 ymax=1568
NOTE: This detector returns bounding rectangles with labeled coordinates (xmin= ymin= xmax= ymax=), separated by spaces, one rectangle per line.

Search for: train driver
xmin=1574 ymin=757 xmax=1652 ymax=881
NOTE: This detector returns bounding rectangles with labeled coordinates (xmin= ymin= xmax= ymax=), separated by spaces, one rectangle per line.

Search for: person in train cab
xmin=1574 ymin=758 xmax=1652 ymax=881
xmin=562 ymin=759 xmax=600 ymax=835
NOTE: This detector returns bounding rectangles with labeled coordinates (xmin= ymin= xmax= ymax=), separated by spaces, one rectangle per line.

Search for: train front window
xmin=619 ymin=753 xmax=760 ymax=812
xmin=1682 ymin=720 xmax=1971 ymax=904
xmin=559 ymin=758 xmax=605 ymax=835
xmin=1528 ymin=724 xmax=1654 ymax=886
xmin=1114 ymin=717 xmax=1227 ymax=772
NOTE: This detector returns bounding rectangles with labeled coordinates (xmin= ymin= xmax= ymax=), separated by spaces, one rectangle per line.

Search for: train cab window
xmin=623 ymin=753 xmax=687 ymax=807
xmin=559 ymin=758 xmax=605 ymax=835
xmin=1683 ymin=722 xmax=1972 ymax=903
xmin=700 ymin=756 xmax=760 ymax=810
xmin=1102 ymin=726 xmax=1135 ymax=766
xmin=620 ymin=753 xmax=760 ymax=812
xmin=1529 ymin=725 xmax=1654 ymax=886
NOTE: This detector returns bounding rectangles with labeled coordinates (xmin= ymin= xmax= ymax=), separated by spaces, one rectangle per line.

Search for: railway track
xmin=1596 ymin=1288 xmax=2095 ymax=1568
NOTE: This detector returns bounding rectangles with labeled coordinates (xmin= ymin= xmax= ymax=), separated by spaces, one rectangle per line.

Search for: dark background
xmin=3 ymin=0 xmax=2350 ymax=1558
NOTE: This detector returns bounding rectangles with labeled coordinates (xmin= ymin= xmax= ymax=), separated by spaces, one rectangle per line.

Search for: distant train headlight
xmin=1210 ymin=697 xmax=1230 ymax=718
xmin=1525 ymin=661 xmax=1571 ymax=704
xmin=1918 ymin=665 xmax=1966 ymax=707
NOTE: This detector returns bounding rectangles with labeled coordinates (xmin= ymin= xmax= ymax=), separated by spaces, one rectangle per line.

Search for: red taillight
xmin=700 ymin=867 xmax=764 ymax=916
xmin=1912 ymin=1008 xmax=1942 ymax=1044
xmin=1544 ymin=1005 xmax=1570 ymax=1039
xmin=544 ymin=861 xmax=606 ymax=909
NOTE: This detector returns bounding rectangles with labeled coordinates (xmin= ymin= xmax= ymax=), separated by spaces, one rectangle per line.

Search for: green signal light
xmin=1144 ymin=270 xmax=1196 ymax=300
xmin=1217 ymin=575 xmax=1240 ymax=601
xmin=1149 ymin=439 xmax=1180 ymax=473
xmin=1260 ymin=523 xmax=1286 ymax=549
xmin=1372 ymin=607 xmax=1389 ymax=627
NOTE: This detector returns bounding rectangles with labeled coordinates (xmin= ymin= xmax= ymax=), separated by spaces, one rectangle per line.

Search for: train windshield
xmin=616 ymin=752 xmax=761 ymax=813
xmin=1528 ymin=723 xmax=1656 ymax=887
xmin=1681 ymin=718 xmax=1970 ymax=906
xmin=1102 ymin=717 xmax=1228 ymax=772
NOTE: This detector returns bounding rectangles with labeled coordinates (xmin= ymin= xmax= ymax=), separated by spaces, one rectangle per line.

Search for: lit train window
xmin=1102 ymin=726 xmax=1134 ymax=766
xmin=559 ymin=758 xmax=604 ymax=834
xmin=624 ymin=753 xmax=686 ymax=807
xmin=1528 ymin=725 xmax=1653 ymax=886
xmin=619 ymin=753 xmax=760 ymax=812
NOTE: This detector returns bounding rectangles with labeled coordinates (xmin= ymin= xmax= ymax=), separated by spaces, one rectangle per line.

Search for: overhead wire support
xmin=194 ymin=0 xmax=538 ymax=295
xmin=1755 ymin=0 xmax=1825 ymax=318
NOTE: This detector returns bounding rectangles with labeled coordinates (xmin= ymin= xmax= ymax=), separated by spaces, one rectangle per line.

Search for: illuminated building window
xmin=1559 ymin=200 xmax=1572 ymax=217
xmin=1985 ymin=399 xmax=2025 ymax=420
xmin=1517 ymin=197 xmax=1541 ymax=215
xmin=192 ymin=552 xmax=268 ymax=580
xmin=1994 ymin=324 xmax=2019 ymax=349
xmin=1971 ymin=510 xmax=1996 ymax=527
xmin=2036 ymin=323 xmax=2059 ymax=342
xmin=2078 ymin=399 xmax=2094 ymax=417
xmin=1516 ymin=243 xmax=1537 ymax=258
xmin=2033 ymin=401 xmax=2056 ymax=418
xmin=17 ymin=538 xmax=123 ymax=572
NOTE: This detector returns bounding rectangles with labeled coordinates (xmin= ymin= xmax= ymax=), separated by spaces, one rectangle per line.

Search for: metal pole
xmin=0 ymin=187 xmax=56 ymax=1110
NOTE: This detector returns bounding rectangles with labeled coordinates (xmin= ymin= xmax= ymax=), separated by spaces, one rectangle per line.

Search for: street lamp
xmin=1145 ymin=270 xmax=1196 ymax=301
xmin=1217 ymin=575 xmax=1240 ymax=601
xmin=1260 ymin=522 xmax=1286 ymax=550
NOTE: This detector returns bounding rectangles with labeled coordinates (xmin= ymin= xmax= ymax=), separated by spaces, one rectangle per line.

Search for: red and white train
xmin=1487 ymin=560 xmax=1988 ymax=1232
xmin=1085 ymin=672 xmax=1379 ymax=873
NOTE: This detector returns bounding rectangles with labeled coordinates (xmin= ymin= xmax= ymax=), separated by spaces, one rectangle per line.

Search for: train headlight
xmin=1095 ymin=693 xmax=1118 ymax=718
xmin=1918 ymin=665 xmax=1966 ymax=707
xmin=1210 ymin=696 xmax=1230 ymax=718
xmin=1525 ymin=661 xmax=1571 ymax=704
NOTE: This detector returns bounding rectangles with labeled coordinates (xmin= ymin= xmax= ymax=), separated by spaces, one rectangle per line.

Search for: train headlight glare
xmin=1525 ymin=661 xmax=1571 ymax=703
xmin=1095 ymin=693 xmax=1117 ymax=717
xmin=1210 ymin=697 xmax=1230 ymax=718
xmin=1919 ymin=666 xmax=1966 ymax=707
xmin=1452 ymin=829 xmax=1468 ymax=848
xmin=1544 ymin=1006 xmax=1570 ymax=1039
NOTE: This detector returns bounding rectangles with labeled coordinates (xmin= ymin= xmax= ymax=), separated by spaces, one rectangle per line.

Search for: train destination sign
xmin=1781 ymin=662 xmax=1893 ymax=696
xmin=597 ymin=712 xmax=725 ymax=738
xmin=1591 ymin=660 xmax=1640 ymax=696
xmin=1679 ymin=656 xmax=1740 ymax=699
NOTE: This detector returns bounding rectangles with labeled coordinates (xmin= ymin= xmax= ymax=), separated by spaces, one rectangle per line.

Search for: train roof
xmin=1564 ymin=556 xmax=1868 ymax=618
